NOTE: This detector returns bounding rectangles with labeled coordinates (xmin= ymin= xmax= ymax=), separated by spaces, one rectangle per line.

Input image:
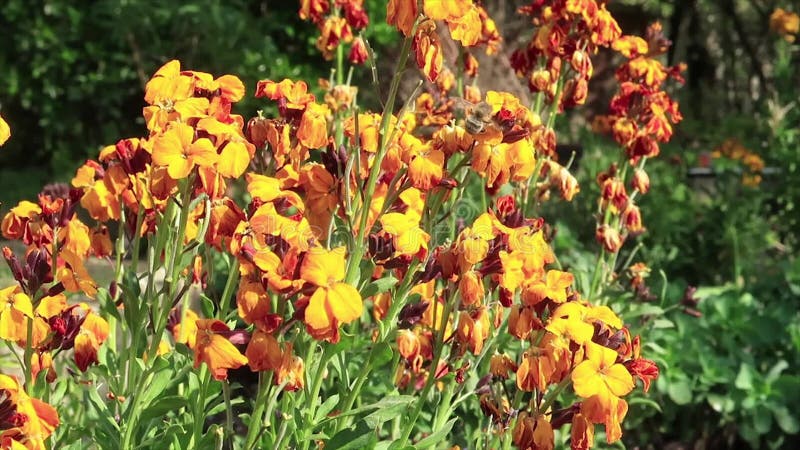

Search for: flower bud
xmin=458 ymin=271 xmax=484 ymax=307
xmin=596 ymin=224 xmax=623 ymax=253
xmin=632 ymin=168 xmax=650 ymax=194
xmin=622 ymin=203 xmax=644 ymax=234
xmin=348 ymin=37 xmax=368 ymax=65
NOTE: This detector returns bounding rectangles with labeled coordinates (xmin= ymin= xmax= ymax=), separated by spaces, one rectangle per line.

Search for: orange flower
xmin=193 ymin=319 xmax=248 ymax=381
xmin=0 ymin=286 xmax=33 ymax=342
xmin=152 ymin=123 xmax=218 ymax=179
xmin=546 ymin=302 xmax=594 ymax=345
xmin=74 ymin=307 xmax=110 ymax=372
xmin=512 ymin=412 xmax=554 ymax=450
xmin=446 ymin=5 xmax=482 ymax=46
xmin=31 ymin=352 xmax=57 ymax=383
xmin=255 ymin=79 xmax=315 ymax=111
xmin=571 ymin=413 xmax=595 ymax=450
xmin=245 ymin=330 xmax=282 ymax=372
xmin=57 ymin=249 xmax=97 ymax=297
xmin=1 ymin=201 xmax=41 ymax=241
xmin=0 ymin=376 xmax=60 ymax=450
xmin=455 ymin=307 xmax=490 ymax=355
xmin=516 ymin=348 xmax=556 ymax=393
xmin=298 ymin=102 xmax=330 ymax=149
xmin=413 ymin=19 xmax=444 ymax=82
xmin=195 ymin=117 xmax=254 ymax=179
xmin=387 ymin=0 xmax=418 ymax=36
xmin=770 ymin=8 xmax=800 ymax=42
xmin=275 ymin=342 xmax=305 ymax=391
xmin=455 ymin=213 xmax=497 ymax=267
xmin=316 ymin=16 xmax=353 ymax=59
xmin=458 ymin=271 xmax=484 ymax=306
xmin=581 ymin=391 xmax=629 ymax=444
xmin=300 ymin=247 xmax=363 ymax=341
xmin=399 ymin=133 xmax=445 ymax=190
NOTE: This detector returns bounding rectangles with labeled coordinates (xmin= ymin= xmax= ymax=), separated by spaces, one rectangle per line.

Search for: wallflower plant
xmin=0 ymin=1 xmax=682 ymax=448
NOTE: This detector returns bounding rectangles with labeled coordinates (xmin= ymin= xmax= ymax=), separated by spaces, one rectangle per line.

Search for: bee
xmin=454 ymin=99 xmax=500 ymax=135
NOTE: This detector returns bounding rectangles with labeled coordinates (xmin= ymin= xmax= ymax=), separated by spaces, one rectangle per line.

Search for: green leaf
xmin=363 ymin=396 xmax=412 ymax=428
xmin=199 ymin=294 xmax=216 ymax=318
xmin=627 ymin=396 xmax=662 ymax=412
xmin=415 ymin=418 xmax=457 ymax=448
xmin=753 ymin=405 xmax=773 ymax=434
xmin=96 ymin=287 xmax=122 ymax=321
xmin=361 ymin=276 xmax=399 ymax=298
xmin=667 ymin=379 xmax=692 ymax=405
xmin=372 ymin=342 xmax=393 ymax=367
xmin=384 ymin=443 xmax=415 ymax=450
xmin=735 ymin=363 xmax=755 ymax=390
xmin=315 ymin=394 xmax=341 ymax=422
xmin=650 ymin=319 xmax=675 ymax=329
xmin=766 ymin=360 xmax=789 ymax=384
xmin=323 ymin=395 xmax=415 ymax=424
xmin=326 ymin=421 xmax=377 ymax=450
xmin=85 ymin=385 xmax=121 ymax=446
xmin=138 ymin=395 xmax=190 ymax=424
xmin=624 ymin=304 xmax=664 ymax=319
xmin=773 ymin=405 xmax=800 ymax=434
xmin=707 ymin=393 xmax=734 ymax=414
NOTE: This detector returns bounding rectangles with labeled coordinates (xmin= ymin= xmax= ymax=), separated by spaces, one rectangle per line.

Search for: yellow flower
xmin=571 ymin=341 xmax=635 ymax=400
xmin=0 ymin=115 xmax=10 ymax=146
xmin=152 ymin=123 xmax=218 ymax=179
xmin=300 ymin=247 xmax=363 ymax=341
xmin=380 ymin=211 xmax=429 ymax=258
xmin=522 ymin=269 xmax=574 ymax=306
xmin=546 ymin=302 xmax=594 ymax=344
xmin=0 ymin=286 xmax=33 ymax=342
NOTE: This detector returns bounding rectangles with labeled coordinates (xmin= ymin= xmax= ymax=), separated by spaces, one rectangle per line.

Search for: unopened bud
xmin=596 ymin=225 xmax=623 ymax=253
xmin=632 ymin=168 xmax=650 ymax=194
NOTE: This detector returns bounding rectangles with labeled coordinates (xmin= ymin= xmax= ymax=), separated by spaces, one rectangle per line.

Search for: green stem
xmin=537 ymin=376 xmax=571 ymax=416
xmin=245 ymin=372 xmax=270 ymax=449
xmin=427 ymin=381 xmax=455 ymax=449
xmin=191 ymin=367 xmax=212 ymax=447
xmin=396 ymin=288 xmax=454 ymax=446
xmin=299 ymin=346 xmax=334 ymax=450
xmin=345 ymin=25 xmax=417 ymax=285
xmin=223 ymin=381 xmax=234 ymax=442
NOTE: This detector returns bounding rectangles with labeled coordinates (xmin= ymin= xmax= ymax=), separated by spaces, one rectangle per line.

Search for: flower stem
xmin=345 ymin=24 xmax=417 ymax=285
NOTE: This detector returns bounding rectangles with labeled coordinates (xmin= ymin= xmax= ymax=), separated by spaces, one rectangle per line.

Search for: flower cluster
xmin=1 ymin=191 xmax=111 ymax=376
xmin=712 ymin=138 xmax=765 ymax=186
xmin=592 ymin=22 xmax=684 ymax=254
xmin=0 ymin=1 xmax=672 ymax=448
xmin=299 ymin=0 xmax=370 ymax=63
xmin=770 ymin=7 xmax=799 ymax=42
xmin=510 ymin=0 xmax=622 ymax=110
xmin=388 ymin=0 xmax=501 ymax=81
xmin=0 ymin=375 xmax=59 ymax=450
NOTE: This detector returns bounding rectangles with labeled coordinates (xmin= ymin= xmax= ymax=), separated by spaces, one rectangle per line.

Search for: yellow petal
xmin=217 ymin=141 xmax=251 ymax=178
xmin=328 ymin=283 xmax=363 ymax=324
xmin=188 ymin=138 xmax=219 ymax=168
xmin=604 ymin=364 xmax=635 ymax=397
xmin=305 ymin=288 xmax=332 ymax=330
xmin=167 ymin=157 xmax=193 ymax=179
xmin=571 ymin=360 xmax=602 ymax=398
xmin=0 ymin=115 xmax=10 ymax=146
